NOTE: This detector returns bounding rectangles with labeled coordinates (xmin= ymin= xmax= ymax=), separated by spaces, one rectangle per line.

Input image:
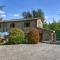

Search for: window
xmin=10 ymin=23 xmax=15 ymax=28
xmin=0 ymin=24 xmax=1 ymax=28
xmin=24 ymin=23 xmax=30 ymax=27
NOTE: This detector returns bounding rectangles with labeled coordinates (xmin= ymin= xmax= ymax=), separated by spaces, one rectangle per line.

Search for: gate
xmin=56 ymin=30 xmax=60 ymax=41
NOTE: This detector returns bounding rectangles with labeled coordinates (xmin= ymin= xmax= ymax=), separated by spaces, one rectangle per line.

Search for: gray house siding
xmin=0 ymin=18 xmax=43 ymax=32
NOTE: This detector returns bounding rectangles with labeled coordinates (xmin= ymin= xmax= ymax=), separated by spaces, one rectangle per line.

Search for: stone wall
xmin=37 ymin=28 xmax=56 ymax=43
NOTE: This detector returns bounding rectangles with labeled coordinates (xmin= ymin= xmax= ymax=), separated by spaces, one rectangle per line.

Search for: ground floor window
xmin=10 ymin=23 xmax=15 ymax=28
xmin=24 ymin=22 xmax=30 ymax=27
xmin=0 ymin=24 xmax=1 ymax=28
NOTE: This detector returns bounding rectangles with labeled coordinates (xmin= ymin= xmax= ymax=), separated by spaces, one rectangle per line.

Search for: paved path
xmin=56 ymin=41 xmax=60 ymax=45
xmin=0 ymin=43 xmax=60 ymax=60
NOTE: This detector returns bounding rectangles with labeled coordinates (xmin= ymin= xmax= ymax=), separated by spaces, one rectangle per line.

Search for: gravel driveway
xmin=0 ymin=43 xmax=60 ymax=60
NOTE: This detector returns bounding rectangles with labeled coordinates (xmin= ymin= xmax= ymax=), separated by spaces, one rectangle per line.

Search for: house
xmin=0 ymin=18 xmax=56 ymax=43
xmin=0 ymin=18 xmax=43 ymax=32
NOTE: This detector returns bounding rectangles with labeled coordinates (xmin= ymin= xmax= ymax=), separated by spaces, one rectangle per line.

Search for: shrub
xmin=7 ymin=28 xmax=25 ymax=44
xmin=0 ymin=38 xmax=3 ymax=43
xmin=26 ymin=28 xmax=40 ymax=44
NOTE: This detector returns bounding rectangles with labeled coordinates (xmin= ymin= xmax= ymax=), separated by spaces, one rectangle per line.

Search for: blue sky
xmin=0 ymin=0 xmax=60 ymax=22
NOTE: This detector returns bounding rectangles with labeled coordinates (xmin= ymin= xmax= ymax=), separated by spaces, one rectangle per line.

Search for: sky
xmin=0 ymin=0 xmax=60 ymax=22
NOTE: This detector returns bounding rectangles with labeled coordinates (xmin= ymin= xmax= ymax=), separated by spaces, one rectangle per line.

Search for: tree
xmin=48 ymin=20 xmax=56 ymax=30
xmin=32 ymin=9 xmax=45 ymax=22
xmin=43 ymin=22 xmax=49 ymax=29
xmin=22 ymin=12 xmax=32 ymax=18
xmin=55 ymin=20 xmax=60 ymax=30
xmin=22 ymin=9 xmax=45 ymax=22
xmin=32 ymin=10 xmax=37 ymax=18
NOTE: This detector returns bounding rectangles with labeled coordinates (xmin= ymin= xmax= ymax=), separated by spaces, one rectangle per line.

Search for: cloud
xmin=13 ymin=14 xmax=20 ymax=17
xmin=0 ymin=10 xmax=5 ymax=14
xmin=1 ymin=14 xmax=6 ymax=18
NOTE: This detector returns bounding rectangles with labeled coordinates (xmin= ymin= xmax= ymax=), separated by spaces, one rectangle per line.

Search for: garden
xmin=0 ymin=28 xmax=41 ymax=45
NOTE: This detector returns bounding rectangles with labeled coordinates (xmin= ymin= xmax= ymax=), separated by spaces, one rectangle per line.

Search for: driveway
xmin=0 ymin=43 xmax=60 ymax=60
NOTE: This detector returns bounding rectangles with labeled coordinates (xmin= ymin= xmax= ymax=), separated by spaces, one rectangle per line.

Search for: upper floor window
xmin=24 ymin=23 xmax=30 ymax=27
xmin=10 ymin=23 xmax=15 ymax=28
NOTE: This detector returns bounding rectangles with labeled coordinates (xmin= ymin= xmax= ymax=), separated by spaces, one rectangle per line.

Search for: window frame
xmin=10 ymin=23 xmax=15 ymax=28
xmin=24 ymin=22 xmax=30 ymax=27
xmin=0 ymin=24 xmax=1 ymax=28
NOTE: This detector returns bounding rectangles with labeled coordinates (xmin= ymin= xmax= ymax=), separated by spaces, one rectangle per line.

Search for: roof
xmin=0 ymin=18 xmax=40 ymax=23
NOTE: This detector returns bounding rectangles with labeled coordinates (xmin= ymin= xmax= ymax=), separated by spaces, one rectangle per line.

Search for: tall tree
xmin=48 ymin=20 xmax=56 ymax=30
xmin=22 ymin=11 xmax=32 ymax=18
xmin=55 ymin=20 xmax=60 ymax=30
xmin=43 ymin=22 xmax=49 ymax=29
xmin=32 ymin=9 xmax=45 ymax=22
xmin=22 ymin=9 xmax=45 ymax=22
xmin=32 ymin=10 xmax=37 ymax=18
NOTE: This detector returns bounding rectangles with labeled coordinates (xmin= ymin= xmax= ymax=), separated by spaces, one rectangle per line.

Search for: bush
xmin=7 ymin=28 xmax=25 ymax=44
xmin=0 ymin=38 xmax=3 ymax=43
xmin=26 ymin=28 xmax=40 ymax=44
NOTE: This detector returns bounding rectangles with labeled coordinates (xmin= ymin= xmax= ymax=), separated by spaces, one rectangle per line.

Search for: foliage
xmin=43 ymin=19 xmax=60 ymax=30
xmin=26 ymin=28 xmax=40 ymax=44
xmin=22 ymin=12 xmax=32 ymax=18
xmin=22 ymin=9 xmax=45 ymax=22
xmin=43 ymin=19 xmax=60 ymax=41
xmin=7 ymin=28 xmax=25 ymax=44
xmin=32 ymin=9 xmax=45 ymax=22
xmin=0 ymin=38 xmax=3 ymax=43
xmin=48 ymin=20 xmax=56 ymax=30
xmin=55 ymin=21 xmax=60 ymax=30
xmin=43 ymin=22 xmax=49 ymax=30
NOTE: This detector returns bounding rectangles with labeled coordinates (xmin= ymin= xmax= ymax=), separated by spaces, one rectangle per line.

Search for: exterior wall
xmin=0 ymin=22 xmax=8 ymax=32
xmin=0 ymin=19 xmax=37 ymax=32
xmin=42 ymin=30 xmax=56 ymax=43
xmin=38 ymin=28 xmax=56 ymax=43
xmin=0 ymin=18 xmax=43 ymax=32
xmin=40 ymin=29 xmax=56 ymax=43
xmin=15 ymin=20 xmax=36 ymax=32
xmin=0 ymin=22 xmax=3 ymax=32
xmin=37 ymin=19 xmax=43 ymax=28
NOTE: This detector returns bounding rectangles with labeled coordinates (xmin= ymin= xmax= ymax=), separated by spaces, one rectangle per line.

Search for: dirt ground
xmin=0 ymin=43 xmax=60 ymax=60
